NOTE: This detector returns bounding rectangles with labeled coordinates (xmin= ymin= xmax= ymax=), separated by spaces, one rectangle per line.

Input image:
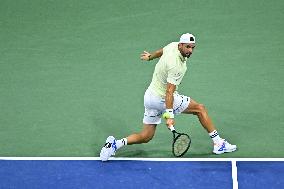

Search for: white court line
xmin=232 ymin=160 xmax=238 ymax=189
xmin=1 ymin=157 xmax=284 ymax=161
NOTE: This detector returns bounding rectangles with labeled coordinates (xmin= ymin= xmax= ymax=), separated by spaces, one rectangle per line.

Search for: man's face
xmin=178 ymin=43 xmax=196 ymax=58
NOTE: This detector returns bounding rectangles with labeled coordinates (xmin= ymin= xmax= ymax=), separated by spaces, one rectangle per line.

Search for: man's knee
xmin=192 ymin=103 xmax=207 ymax=115
xmin=185 ymin=99 xmax=207 ymax=115
xmin=140 ymin=124 xmax=156 ymax=143
xmin=197 ymin=104 xmax=206 ymax=112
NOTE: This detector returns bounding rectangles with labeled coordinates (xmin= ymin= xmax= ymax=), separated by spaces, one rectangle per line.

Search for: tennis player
xmin=100 ymin=33 xmax=237 ymax=161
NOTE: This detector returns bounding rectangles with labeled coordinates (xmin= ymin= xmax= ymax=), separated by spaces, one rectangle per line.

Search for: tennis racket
xmin=168 ymin=125 xmax=191 ymax=157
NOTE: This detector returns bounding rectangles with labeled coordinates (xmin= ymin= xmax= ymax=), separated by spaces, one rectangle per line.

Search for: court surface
xmin=1 ymin=158 xmax=284 ymax=189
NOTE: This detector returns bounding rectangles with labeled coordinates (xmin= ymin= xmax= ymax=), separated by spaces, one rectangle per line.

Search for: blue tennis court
xmin=0 ymin=158 xmax=283 ymax=189
xmin=237 ymin=161 xmax=284 ymax=189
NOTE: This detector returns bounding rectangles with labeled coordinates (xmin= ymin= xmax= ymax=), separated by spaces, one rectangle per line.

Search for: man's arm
xmin=140 ymin=49 xmax=163 ymax=61
xmin=165 ymin=82 xmax=176 ymax=127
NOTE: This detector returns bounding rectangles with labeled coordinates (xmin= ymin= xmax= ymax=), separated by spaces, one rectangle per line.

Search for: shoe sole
xmin=213 ymin=147 xmax=237 ymax=155
xmin=100 ymin=147 xmax=111 ymax=161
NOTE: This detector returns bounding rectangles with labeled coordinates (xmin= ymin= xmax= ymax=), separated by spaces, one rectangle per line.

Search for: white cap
xmin=179 ymin=33 xmax=196 ymax=44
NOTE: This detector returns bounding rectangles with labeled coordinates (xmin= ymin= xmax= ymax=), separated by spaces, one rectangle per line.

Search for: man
xmin=100 ymin=33 xmax=237 ymax=161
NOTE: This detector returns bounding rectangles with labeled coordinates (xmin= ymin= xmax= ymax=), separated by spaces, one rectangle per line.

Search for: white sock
xmin=116 ymin=138 xmax=127 ymax=149
xmin=209 ymin=130 xmax=222 ymax=143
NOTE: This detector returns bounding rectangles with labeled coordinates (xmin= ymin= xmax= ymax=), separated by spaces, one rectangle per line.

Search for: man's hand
xmin=166 ymin=118 xmax=175 ymax=127
xmin=140 ymin=51 xmax=151 ymax=61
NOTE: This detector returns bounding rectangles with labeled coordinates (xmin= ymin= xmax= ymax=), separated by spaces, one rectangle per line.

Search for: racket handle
xmin=168 ymin=125 xmax=175 ymax=132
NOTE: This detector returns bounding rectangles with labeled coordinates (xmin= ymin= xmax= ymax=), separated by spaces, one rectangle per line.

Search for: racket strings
xmin=173 ymin=135 xmax=191 ymax=156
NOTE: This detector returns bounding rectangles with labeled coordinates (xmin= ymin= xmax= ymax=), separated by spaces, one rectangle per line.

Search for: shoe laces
xmin=224 ymin=140 xmax=234 ymax=147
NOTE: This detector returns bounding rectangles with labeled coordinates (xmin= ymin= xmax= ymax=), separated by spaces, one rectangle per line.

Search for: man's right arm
xmin=140 ymin=49 xmax=163 ymax=61
xmin=165 ymin=82 xmax=176 ymax=127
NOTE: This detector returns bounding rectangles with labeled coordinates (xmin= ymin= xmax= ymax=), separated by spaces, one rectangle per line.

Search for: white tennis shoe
xmin=100 ymin=136 xmax=117 ymax=161
xmin=213 ymin=139 xmax=237 ymax=154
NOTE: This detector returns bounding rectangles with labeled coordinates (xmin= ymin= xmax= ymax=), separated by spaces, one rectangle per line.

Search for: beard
xmin=182 ymin=52 xmax=191 ymax=58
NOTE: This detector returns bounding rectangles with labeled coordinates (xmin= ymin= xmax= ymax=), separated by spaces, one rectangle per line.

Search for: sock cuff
xmin=122 ymin=138 xmax=127 ymax=145
xmin=209 ymin=130 xmax=219 ymax=138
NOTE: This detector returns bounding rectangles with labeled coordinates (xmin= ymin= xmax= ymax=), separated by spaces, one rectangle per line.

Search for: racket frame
xmin=169 ymin=125 xmax=191 ymax=157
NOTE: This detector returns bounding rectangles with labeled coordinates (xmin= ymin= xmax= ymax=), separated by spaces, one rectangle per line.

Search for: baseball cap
xmin=179 ymin=33 xmax=196 ymax=44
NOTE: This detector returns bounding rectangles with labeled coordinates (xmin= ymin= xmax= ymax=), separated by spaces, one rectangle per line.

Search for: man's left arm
xmin=140 ymin=49 xmax=163 ymax=61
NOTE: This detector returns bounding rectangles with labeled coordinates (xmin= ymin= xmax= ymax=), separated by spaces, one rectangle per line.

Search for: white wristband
xmin=166 ymin=109 xmax=174 ymax=119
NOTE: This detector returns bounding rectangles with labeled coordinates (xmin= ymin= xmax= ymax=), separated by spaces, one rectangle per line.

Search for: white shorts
xmin=143 ymin=89 xmax=191 ymax=125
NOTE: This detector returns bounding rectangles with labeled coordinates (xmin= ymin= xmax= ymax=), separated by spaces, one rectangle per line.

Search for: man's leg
xmin=100 ymin=124 xmax=156 ymax=161
xmin=182 ymin=98 xmax=216 ymax=133
xmin=126 ymin=124 xmax=157 ymax=144
xmin=182 ymin=98 xmax=237 ymax=154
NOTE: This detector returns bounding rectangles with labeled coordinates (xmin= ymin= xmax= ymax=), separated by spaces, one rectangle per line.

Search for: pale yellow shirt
xmin=148 ymin=42 xmax=188 ymax=98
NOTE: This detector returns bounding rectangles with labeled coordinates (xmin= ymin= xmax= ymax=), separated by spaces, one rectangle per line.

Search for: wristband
xmin=165 ymin=109 xmax=174 ymax=119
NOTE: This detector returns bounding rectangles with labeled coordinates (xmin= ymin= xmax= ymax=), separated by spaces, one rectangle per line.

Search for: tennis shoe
xmin=100 ymin=136 xmax=117 ymax=161
xmin=213 ymin=139 xmax=237 ymax=155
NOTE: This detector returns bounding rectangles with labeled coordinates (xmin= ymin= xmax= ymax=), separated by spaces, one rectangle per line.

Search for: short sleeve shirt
xmin=148 ymin=42 xmax=188 ymax=98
